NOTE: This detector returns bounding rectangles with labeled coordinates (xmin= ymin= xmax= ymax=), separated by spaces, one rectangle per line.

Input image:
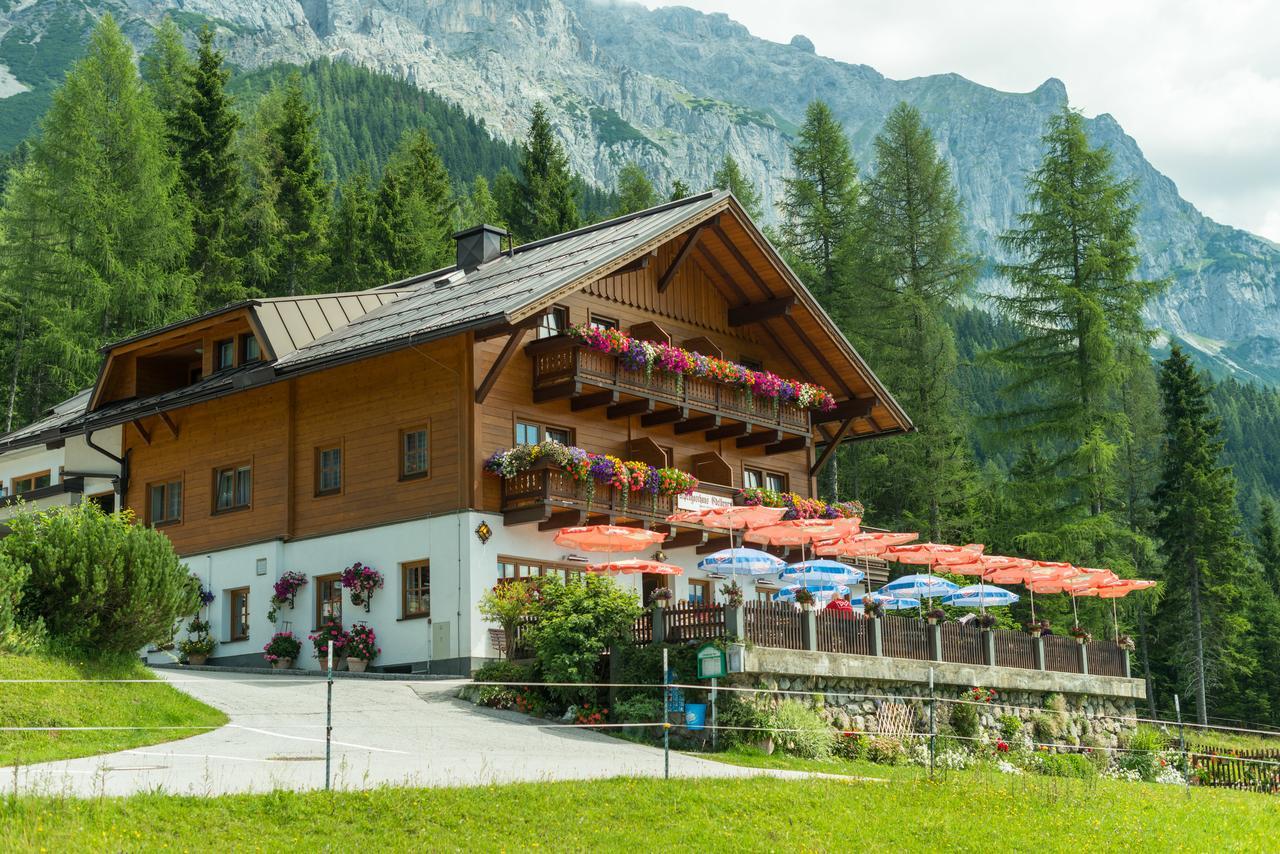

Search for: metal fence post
xmin=662 ymin=647 xmax=671 ymax=780
xmin=325 ymin=639 xmax=334 ymax=792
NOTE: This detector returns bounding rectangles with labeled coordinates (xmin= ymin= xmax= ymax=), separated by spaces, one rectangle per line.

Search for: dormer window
xmin=240 ymin=335 xmax=261 ymax=364
xmin=215 ymin=339 xmax=235 ymax=371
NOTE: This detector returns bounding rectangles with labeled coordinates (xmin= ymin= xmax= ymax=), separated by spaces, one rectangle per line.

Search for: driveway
xmin=13 ymin=670 xmax=783 ymax=797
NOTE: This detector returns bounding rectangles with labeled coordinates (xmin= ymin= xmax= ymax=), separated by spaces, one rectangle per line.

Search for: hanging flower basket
xmin=342 ymin=562 xmax=384 ymax=611
xmin=268 ymin=572 xmax=309 ymax=624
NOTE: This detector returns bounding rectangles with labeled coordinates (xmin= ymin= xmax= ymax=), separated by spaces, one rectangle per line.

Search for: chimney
xmin=452 ymin=224 xmax=508 ymax=271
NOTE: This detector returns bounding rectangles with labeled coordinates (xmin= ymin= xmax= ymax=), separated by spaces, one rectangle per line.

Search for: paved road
xmin=14 ymin=670 xmax=782 ymax=796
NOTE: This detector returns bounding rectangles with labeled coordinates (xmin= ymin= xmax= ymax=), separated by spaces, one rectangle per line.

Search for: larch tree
xmin=847 ymin=102 xmax=977 ymax=542
xmin=711 ymin=154 xmax=762 ymax=220
xmin=514 ymin=103 xmax=578 ymax=241
xmin=139 ymin=17 xmax=191 ymax=125
xmin=614 ymin=162 xmax=657 ymax=216
xmin=170 ymin=25 xmax=245 ymax=309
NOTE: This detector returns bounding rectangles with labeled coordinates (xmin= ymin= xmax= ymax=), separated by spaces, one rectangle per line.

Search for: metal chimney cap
xmin=451 ymin=224 xmax=510 ymax=240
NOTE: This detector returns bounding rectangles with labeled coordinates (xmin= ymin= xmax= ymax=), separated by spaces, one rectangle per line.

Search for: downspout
xmin=85 ymin=429 xmax=127 ymax=509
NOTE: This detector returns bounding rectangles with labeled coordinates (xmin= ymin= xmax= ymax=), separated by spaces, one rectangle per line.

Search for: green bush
xmin=613 ymin=695 xmax=664 ymax=725
xmin=769 ymin=700 xmax=834 ymax=759
xmin=864 ymin=736 xmax=906 ymax=765
xmin=1029 ymin=712 xmax=1061 ymax=744
xmin=0 ymin=551 xmax=29 ymax=636
xmin=526 ymin=575 xmax=642 ymax=704
xmin=472 ymin=659 xmax=532 ymax=685
xmin=998 ymin=714 xmax=1023 ymax=741
xmin=832 ymin=730 xmax=867 ymax=761
xmin=1125 ymin=724 xmax=1169 ymax=753
xmin=1116 ymin=725 xmax=1171 ymax=781
xmin=1038 ymin=752 xmax=1097 ymax=779
xmin=949 ymin=700 xmax=979 ymax=740
xmin=477 ymin=685 xmax=518 ymax=709
xmin=4 ymin=503 xmax=198 ymax=654
xmin=716 ymin=692 xmax=771 ymax=749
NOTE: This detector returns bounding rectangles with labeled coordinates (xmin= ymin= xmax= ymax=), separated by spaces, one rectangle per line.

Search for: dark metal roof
xmin=0 ymin=389 xmax=92 ymax=452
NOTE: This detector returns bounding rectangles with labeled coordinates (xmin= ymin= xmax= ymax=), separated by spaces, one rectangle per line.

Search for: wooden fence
xmin=939 ymin=621 xmax=985 ymax=665
xmin=662 ymin=603 xmax=725 ymax=642
xmin=993 ymin=628 xmax=1039 ymax=670
xmin=815 ymin=610 xmax=872 ymax=655
xmin=1191 ymin=748 xmax=1280 ymax=794
xmin=744 ymin=601 xmax=804 ymax=649
xmin=880 ymin=614 xmax=930 ymax=660
xmin=1085 ymin=640 xmax=1127 ymax=677
xmin=1042 ymin=634 xmax=1083 ymax=674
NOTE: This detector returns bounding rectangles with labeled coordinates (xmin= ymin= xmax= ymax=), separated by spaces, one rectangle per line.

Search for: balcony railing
xmin=529 ymin=338 xmax=811 ymax=437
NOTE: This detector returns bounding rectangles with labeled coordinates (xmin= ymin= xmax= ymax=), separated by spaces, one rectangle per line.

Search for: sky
xmin=636 ymin=0 xmax=1280 ymax=243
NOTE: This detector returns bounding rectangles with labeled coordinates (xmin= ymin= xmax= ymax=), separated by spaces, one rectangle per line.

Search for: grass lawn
xmin=1 ymin=767 xmax=1277 ymax=851
xmin=0 ymin=652 xmax=227 ymax=767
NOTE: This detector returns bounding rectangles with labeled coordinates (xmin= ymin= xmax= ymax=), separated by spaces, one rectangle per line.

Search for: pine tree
xmin=326 ymin=169 xmax=381 ymax=291
xmin=0 ymin=15 xmax=193 ymax=425
xmin=846 ymin=103 xmax=976 ymax=541
xmin=1152 ymin=345 xmax=1252 ymax=725
xmin=514 ymin=103 xmax=578 ymax=241
xmin=139 ymin=17 xmax=191 ymax=124
xmin=614 ymin=162 xmax=657 ymax=216
xmin=779 ymin=101 xmax=859 ymax=306
xmin=373 ymin=129 xmax=455 ymax=278
xmin=170 ymin=25 xmax=245 ymax=309
xmin=712 ymin=154 xmax=762 ymax=220
xmin=1256 ymin=500 xmax=1280 ymax=596
xmin=263 ymin=73 xmax=330 ymax=296
xmin=669 ymin=178 xmax=691 ymax=202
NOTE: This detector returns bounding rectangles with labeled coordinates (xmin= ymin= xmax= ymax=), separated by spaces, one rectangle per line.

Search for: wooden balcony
xmin=528 ymin=337 xmax=811 ymax=452
xmin=499 ymin=457 xmax=736 ymax=539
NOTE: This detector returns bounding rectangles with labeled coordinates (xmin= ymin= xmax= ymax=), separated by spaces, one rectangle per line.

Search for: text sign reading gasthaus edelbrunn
xmin=676 ymin=491 xmax=733 ymax=512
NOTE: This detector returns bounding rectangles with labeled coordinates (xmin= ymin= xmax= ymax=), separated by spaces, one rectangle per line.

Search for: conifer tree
xmin=847 ymin=103 xmax=976 ymax=541
xmin=326 ymin=169 xmax=381 ymax=291
xmin=139 ymin=17 xmax=191 ymax=125
xmin=374 ymin=129 xmax=455 ymax=278
xmin=514 ymin=103 xmax=578 ymax=241
xmin=1256 ymin=500 xmax=1280 ymax=596
xmin=171 ymin=25 xmax=245 ymax=309
xmin=263 ymin=73 xmax=330 ymax=296
xmin=711 ymin=154 xmax=762 ymax=220
xmin=0 ymin=15 xmax=192 ymax=424
xmin=458 ymin=175 xmax=505 ymax=230
xmin=1152 ymin=345 xmax=1251 ymax=725
xmin=492 ymin=167 xmax=520 ymax=234
xmin=779 ymin=101 xmax=859 ymax=306
xmin=614 ymin=162 xmax=657 ymax=216
xmin=668 ymin=178 xmax=691 ymax=202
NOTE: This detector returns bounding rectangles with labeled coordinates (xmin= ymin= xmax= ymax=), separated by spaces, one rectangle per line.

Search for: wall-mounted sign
xmin=696 ymin=643 xmax=727 ymax=680
xmin=677 ymin=491 xmax=733 ymax=512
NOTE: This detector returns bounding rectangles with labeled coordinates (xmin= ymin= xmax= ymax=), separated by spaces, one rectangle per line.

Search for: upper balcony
xmin=526 ymin=336 xmax=812 ymax=453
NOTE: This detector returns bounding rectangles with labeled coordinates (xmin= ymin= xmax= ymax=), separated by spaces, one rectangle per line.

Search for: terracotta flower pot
xmin=347 ymin=658 xmax=368 ymax=673
xmin=187 ymin=654 xmax=208 ymax=666
xmin=272 ymin=658 xmax=294 ymax=671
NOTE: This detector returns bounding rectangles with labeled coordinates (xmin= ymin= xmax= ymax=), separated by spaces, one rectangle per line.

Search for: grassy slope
xmin=0 ymin=653 xmax=227 ymax=767
xmin=1 ymin=770 xmax=1276 ymax=851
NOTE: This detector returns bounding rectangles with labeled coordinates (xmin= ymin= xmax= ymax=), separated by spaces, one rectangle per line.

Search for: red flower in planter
xmin=996 ymin=740 xmax=1010 ymax=753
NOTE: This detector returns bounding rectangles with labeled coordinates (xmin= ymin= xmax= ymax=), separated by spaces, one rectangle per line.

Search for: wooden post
xmin=929 ymin=624 xmax=942 ymax=662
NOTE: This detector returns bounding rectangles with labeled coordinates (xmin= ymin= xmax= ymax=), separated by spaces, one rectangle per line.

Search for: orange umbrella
xmin=665 ymin=504 xmax=787 ymax=531
xmin=586 ymin=558 xmax=683 ymax=575
xmin=814 ymin=531 xmax=919 ymax=557
xmin=949 ymin=554 xmax=1033 ymax=578
xmin=1076 ymin=578 xmax=1157 ymax=638
xmin=553 ymin=525 xmax=666 ymax=553
xmin=743 ymin=518 xmax=845 ymax=548
xmin=1029 ymin=567 xmax=1117 ymax=624
xmin=883 ymin=543 xmax=985 ymax=567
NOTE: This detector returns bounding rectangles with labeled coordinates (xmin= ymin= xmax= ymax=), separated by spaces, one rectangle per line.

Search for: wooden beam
xmin=158 ymin=411 xmax=179 ymax=439
xmin=475 ymin=328 xmax=529 ymax=404
xmin=538 ymin=509 xmax=584 ymax=532
xmin=532 ymin=381 xmax=578 ymax=403
xmin=474 ymin=314 xmax=542 ymax=342
xmin=663 ymin=530 xmax=707 ymax=550
xmin=640 ymin=406 xmax=686 ymax=427
xmin=611 ymin=254 xmax=651 ymax=275
xmin=813 ymin=397 xmax=877 ymax=423
xmin=131 ymin=419 xmax=151 ymax=446
xmin=503 ymin=505 xmax=549 ymax=526
xmin=606 ymin=399 xmax=653 ymax=420
xmin=810 ymin=417 xmax=856 ymax=477
xmin=736 ymin=429 xmax=781 ymax=449
xmin=674 ymin=414 xmax=719 ymax=434
xmin=765 ymin=436 xmax=809 ymax=456
xmin=727 ymin=296 xmax=794 ymax=327
xmin=706 ymin=422 xmax=748 ymax=441
xmin=571 ymin=390 xmax=617 ymax=412
xmin=657 ymin=217 xmax=715 ymax=293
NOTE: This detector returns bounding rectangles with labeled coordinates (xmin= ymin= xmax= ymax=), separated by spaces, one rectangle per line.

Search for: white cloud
xmin=635 ymin=0 xmax=1280 ymax=241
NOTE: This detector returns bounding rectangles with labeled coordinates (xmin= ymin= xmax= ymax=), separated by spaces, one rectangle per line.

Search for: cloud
xmin=634 ymin=0 xmax=1280 ymax=241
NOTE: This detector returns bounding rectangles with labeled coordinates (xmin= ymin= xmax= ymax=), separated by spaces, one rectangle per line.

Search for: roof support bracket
xmin=765 ymin=436 xmax=809 ymax=456
xmin=810 ymin=417 xmax=856 ymax=477
xmin=476 ymin=327 xmax=529 ymax=404
xmin=813 ymin=397 xmax=877 ymax=424
xmin=159 ymin=411 xmax=179 ymax=439
xmin=130 ymin=419 xmax=151 ymax=446
xmin=657 ymin=216 xmax=716 ymax=294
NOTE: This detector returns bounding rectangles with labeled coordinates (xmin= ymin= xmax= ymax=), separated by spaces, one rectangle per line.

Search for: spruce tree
xmin=1257 ymin=501 xmax=1280 ymax=596
xmin=171 ymin=25 xmax=245 ymax=309
xmin=374 ymin=129 xmax=455 ymax=277
xmin=326 ymin=169 xmax=381 ymax=291
xmin=712 ymin=154 xmax=762 ymax=220
xmin=669 ymin=178 xmax=691 ymax=202
xmin=514 ymin=103 xmax=578 ymax=241
xmin=779 ymin=101 xmax=859 ymax=306
xmin=139 ymin=17 xmax=191 ymax=124
xmin=458 ymin=175 xmax=505 ymax=230
xmin=0 ymin=15 xmax=193 ymax=424
xmin=846 ymin=103 xmax=976 ymax=541
xmin=492 ymin=167 xmax=520 ymax=234
xmin=615 ymin=162 xmax=657 ymax=216
xmin=265 ymin=73 xmax=330 ymax=296
xmin=1152 ymin=345 xmax=1251 ymax=725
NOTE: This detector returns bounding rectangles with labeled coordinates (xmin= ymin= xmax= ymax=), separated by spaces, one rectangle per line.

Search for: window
xmin=497 ymin=556 xmax=581 ymax=584
xmin=744 ymin=467 xmax=788 ymax=493
xmin=588 ymin=314 xmax=619 ymax=331
xmin=240 ymin=334 xmax=261 ymax=363
xmin=536 ymin=306 xmax=569 ymax=339
xmin=742 ymin=468 xmax=762 ymax=490
xmin=400 ymin=427 xmax=429 ymax=479
xmin=147 ymin=479 xmax=183 ymax=526
xmin=642 ymin=573 xmax=669 ymax=606
xmin=754 ymin=585 xmax=775 ymax=603
xmin=12 ymin=470 xmax=51 ymax=495
xmin=213 ymin=464 xmax=252 ymax=512
xmin=688 ymin=579 xmax=711 ymax=605
xmin=315 ymin=573 xmax=342 ymax=627
xmin=214 ymin=339 xmax=235 ymax=371
xmin=229 ymin=587 xmax=250 ymax=641
xmin=765 ymin=472 xmax=788 ymax=493
xmin=402 ymin=560 xmax=430 ymax=618
xmin=315 ymin=445 xmax=342 ymax=496
xmin=514 ymin=421 xmax=573 ymax=446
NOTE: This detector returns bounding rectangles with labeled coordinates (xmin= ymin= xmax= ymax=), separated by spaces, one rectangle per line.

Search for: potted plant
xmin=1025 ymin=618 xmax=1050 ymax=638
xmin=341 ymin=562 xmax=385 ymax=611
xmin=268 ymin=571 xmax=308 ymax=624
xmin=649 ymin=586 xmax=673 ymax=608
xmin=721 ymin=580 xmax=744 ymax=607
xmin=178 ymin=617 xmax=215 ymax=666
xmin=861 ymin=595 xmax=884 ymax=618
xmin=926 ymin=608 xmax=946 ymax=626
xmin=976 ymin=612 xmax=997 ymax=630
xmin=309 ymin=618 xmax=349 ymax=670
xmin=346 ymin=623 xmax=380 ymax=673
xmin=263 ymin=631 xmax=302 ymax=670
xmin=1117 ymin=634 xmax=1136 ymax=651
xmin=1069 ymin=625 xmax=1092 ymax=644
xmin=794 ymin=587 xmax=815 ymax=610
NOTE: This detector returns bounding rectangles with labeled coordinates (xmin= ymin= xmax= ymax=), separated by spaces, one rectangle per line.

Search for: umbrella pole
xmin=1030 ymin=588 xmax=1036 ymax=622
xmin=1112 ymin=598 xmax=1119 ymax=640
xmin=1071 ymin=593 xmax=1078 ymax=626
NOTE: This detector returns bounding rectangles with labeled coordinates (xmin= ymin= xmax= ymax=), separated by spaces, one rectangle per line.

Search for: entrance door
xmin=642 ymin=573 xmax=668 ymax=606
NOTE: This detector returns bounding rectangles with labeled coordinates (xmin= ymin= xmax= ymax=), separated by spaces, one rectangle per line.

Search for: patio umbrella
xmin=1000 ymin=561 xmax=1076 ymax=621
xmin=880 ymin=573 xmax=961 ymax=604
xmin=743 ymin=518 xmax=846 ymax=549
xmin=553 ymin=525 xmax=666 ymax=553
xmin=1075 ymin=578 xmax=1156 ymax=638
xmin=697 ymin=547 xmax=786 ymax=577
xmin=773 ymin=583 xmax=851 ymax=604
xmin=884 ymin=542 xmax=985 ymax=568
xmin=586 ymin=558 xmax=683 ymax=575
xmin=665 ymin=505 xmax=787 ymax=548
xmin=814 ymin=531 xmax=919 ymax=557
xmin=945 ymin=554 xmax=1032 ymax=615
xmin=855 ymin=591 xmax=923 ymax=612
xmin=1028 ymin=568 xmax=1115 ymax=625
xmin=942 ymin=584 xmax=1020 ymax=609
xmin=779 ymin=559 xmax=866 ymax=586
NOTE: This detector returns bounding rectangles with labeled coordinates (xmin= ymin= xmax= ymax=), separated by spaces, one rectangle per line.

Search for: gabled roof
xmin=0 ymin=389 xmax=91 ymax=453
xmin=252 ymin=291 xmax=411 ymax=360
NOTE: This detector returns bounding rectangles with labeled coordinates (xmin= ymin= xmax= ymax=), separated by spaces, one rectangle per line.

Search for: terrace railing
xmin=663 ymin=603 xmax=726 ymax=643
xmin=940 ymin=621 xmax=986 ymax=665
xmin=993 ymin=627 xmax=1040 ymax=670
xmin=815 ymin=610 xmax=872 ymax=656
xmin=744 ymin=601 xmax=805 ymax=649
xmin=881 ymin=614 xmax=930 ymax=660
xmin=1042 ymin=634 xmax=1083 ymax=674
xmin=1085 ymin=639 xmax=1128 ymax=678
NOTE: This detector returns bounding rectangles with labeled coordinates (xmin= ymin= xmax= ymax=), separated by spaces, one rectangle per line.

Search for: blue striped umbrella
xmin=779 ymin=559 xmax=866 ymax=585
xmin=855 ymin=591 xmax=922 ymax=611
xmin=772 ymin=583 xmax=851 ymax=603
xmin=942 ymin=584 xmax=1019 ymax=609
xmin=698 ymin=547 xmax=786 ymax=577
xmin=881 ymin=573 xmax=960 ymax=601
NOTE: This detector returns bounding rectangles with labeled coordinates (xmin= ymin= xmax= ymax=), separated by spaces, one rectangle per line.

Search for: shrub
xmin=614 ymin=695 xmax=664 ymax=725
xmin=769 ymin=700 xmax=834 ymax=759
xmin=716 ymin=692 xmax=771 ymax=749
xmin=526 ymin=574 xmax=642 ymax=703
xmin=998 ymin=714 xmax=1023 ymax=741
xmin=308 ymin=617 xmax=348 ymax=662
xmin=473 ymin=659 xmax=532 ymax=685
xmin=865 ymin=736 xmax=906 ymax=765
xmin=1038 ymin=752 xmax=1096 ymax=779
xmin=478 ymin=580 xmax=539 ymax=661
xmin=346 ymin=623 xmax=380 ymax=661
xmin=833 ymin=730 xmax=867 ymax=761
xmin=1029 ymin=712 xmax=1060 ymax=744
xmin=0 ymin=552 xmax=30 ymax=636
xmin=1116 ymin=724 xmax=1171 ymax=781
xmin=4 ymin=503 xmax=198 ymax=654
xmin=262 ymin=631 xmax=302 ymax=663
xmin=949 ymin=699 xmax=979 ymax=740
xmin=478 ymin=685 xmax=518 ymax=709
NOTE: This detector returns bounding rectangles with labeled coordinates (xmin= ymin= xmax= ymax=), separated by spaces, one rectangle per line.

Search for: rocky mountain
xmin=1 ymin=0 xmax=1278 ymax=381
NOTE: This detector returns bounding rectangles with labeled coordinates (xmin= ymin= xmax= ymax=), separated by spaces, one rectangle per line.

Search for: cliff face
xmin=1 ymin=0 xmax=1277 ymax=380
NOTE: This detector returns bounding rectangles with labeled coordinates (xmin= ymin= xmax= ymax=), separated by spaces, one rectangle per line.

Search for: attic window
xmin=214 ymin=339 xmax=235 ymax=371
xmin=240 ymin=335 xmax=261 ymax=363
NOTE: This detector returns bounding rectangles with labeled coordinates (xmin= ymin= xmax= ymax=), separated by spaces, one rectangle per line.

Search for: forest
xmin=2 ymin=16 xmax=1280 ymax=729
